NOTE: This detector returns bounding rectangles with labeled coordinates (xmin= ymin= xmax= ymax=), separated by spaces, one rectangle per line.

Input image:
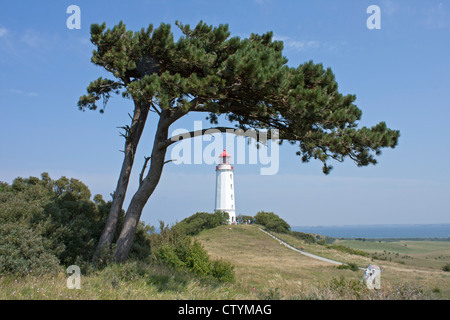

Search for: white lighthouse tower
xmin=215 ymin=149 xmax=236 ymax=224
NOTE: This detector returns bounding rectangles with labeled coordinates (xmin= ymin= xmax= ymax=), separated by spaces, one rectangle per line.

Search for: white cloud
xmin=9 ymin=89 xmax=38 ymax=97
xmin=273 ymin=35 xmax=325 ymax=52
xmin=423 ymin=2 xmax=449 ymax=29
xmin=0 ymin=26 xmax=8 ymax=38
xmin=289 ymin=40 xmax=320 ymax=51
xmin=21 ymin=29 xmax=46 ymax=47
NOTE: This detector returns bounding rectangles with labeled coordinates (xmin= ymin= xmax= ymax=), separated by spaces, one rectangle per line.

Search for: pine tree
xmin=79 ymin=21 xmax=400 ymax=262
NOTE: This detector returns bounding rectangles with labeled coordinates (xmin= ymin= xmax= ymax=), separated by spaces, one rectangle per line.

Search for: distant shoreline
xmin=291 ymin=223 xmax=450 ymax=239
xmin=335 ymin=237 xmax=450 ymax=242
xmin=292 ymin=223 xmax=450 ymax=228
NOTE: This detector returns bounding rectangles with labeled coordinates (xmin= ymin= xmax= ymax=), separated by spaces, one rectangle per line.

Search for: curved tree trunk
xmin=93 ymin=101 xmax=149 ymax=260
xmin=113 ymin=112 xmax=172 ymax=262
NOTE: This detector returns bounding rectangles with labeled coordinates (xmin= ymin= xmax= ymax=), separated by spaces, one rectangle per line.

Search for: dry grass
xmin=0 ymin=264 xmax=242 ymax=300
xmin=1 ymin=224 xmax=448 ymax=300
xmin=195 ymin=225 xmax=450 ymax=299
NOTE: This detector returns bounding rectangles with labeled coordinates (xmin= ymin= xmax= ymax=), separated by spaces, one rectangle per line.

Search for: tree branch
xmin=158 ymin=125 xmax=286 ymax=150
xmin=150 ymin=102 xmax=161 ymax=115
xmin=159 ymin=126 xmax=235 ymax=150
xmin=139 ymin=156 xmax=151 ymax=187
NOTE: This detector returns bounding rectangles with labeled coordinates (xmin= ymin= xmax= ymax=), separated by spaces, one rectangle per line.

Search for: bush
xmin=327 ymin=245 xmax=369 ymax=257
xmin=0 ymin=222 xmax=61 ymax=277
xmin=155 ymin=244 xmax=186 ymax=270
xmin=211 ymin=260 xmax=235 ymax=283
xmin=442 ymin=263 xmax=450 ymax=272
xmin=185 ymin=241 xmax=213 ymax=276
xmin=290 ymin=231 xmax=316 ymax=244
xmin=254 ymin=211 xmax=290 ymax=233
xmin=150 ymin=223 xmax=234 ymax=282
xmin=337 ymin=263 xmax=360 ymax=272
xmin=40 ymin=192 xmax=110 ymax=266
xmin=0 ymin=173 xmax=154 ymax=276
xmin=175 ymin=211 xmax=229 ymax=236
xmin=0 ymin=174 xmax=233 ymax=283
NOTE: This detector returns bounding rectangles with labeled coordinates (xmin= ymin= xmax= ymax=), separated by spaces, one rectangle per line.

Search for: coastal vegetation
xmin=1 ymin=174 xmax=448 ymax=300
xmin=0 ymin=174 xmax=233 ymax=283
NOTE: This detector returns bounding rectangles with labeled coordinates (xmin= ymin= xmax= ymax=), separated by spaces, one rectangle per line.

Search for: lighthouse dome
xmin=219 ymin=149 xmax=230 ymax=158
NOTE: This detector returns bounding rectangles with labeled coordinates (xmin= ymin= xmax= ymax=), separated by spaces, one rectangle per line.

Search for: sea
xmin=291 ymin=224 xmax=450 ymax=239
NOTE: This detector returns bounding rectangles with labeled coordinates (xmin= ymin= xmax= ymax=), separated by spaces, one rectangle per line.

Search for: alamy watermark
xmin=65 ymin=5 xmax=382 ymax=32
xmin=66 ymin=5 xmax=81 ymax=30
xmin=169 ymin=121 xmax=280 ymax=175
xmin=367 ymin=5 xmax=381 ymax=30
xmin=66 ymin=265 xmax=81 ymax=289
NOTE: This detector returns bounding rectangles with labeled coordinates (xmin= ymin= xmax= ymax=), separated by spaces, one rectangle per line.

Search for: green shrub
xmin=211 ymin=260 xmax=235 ymax=283
xmin=150 ymin=223 xmax=235 ymax=282
xmin=185 ymin=241 xmax=212 ymax=277
xmin=40 ymin=194 xmax=109 ymax=266
xmin=442 ymin=263 xmax=450 ymax=272
xmin=155 ymin=244 xmax=186 ymax=270
xmin=337 ymin=263 xmax=360 ymax=272
xmin=0 ymin=173 xmax=154 ymax=276
xmin=254 ymin=211 xmax=290 ymax=233
xmin=327 ymin=245 xmax=369 ymax=257
xmin=175 ymin=211 xmax=229 ymax=236
xmin=290 ymin=231 xmax=316 ymax=244
xmin=0 ymin=222 xmax=61 ymax=277
xmin=0 ymin=174 xmax=234 ymax=283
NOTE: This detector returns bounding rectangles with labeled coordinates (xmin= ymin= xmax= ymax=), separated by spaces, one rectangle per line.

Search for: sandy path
xmin=258 ymin=228 xmax=449 ymax=276
xmin=258 ymin=228 xmax=347 ymax=266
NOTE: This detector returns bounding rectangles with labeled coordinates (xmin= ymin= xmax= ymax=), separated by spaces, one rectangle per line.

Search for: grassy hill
xmin=1 ymin=224 xmax=449 ymax=299
xmin=335 ymin=238 xmax=450 ymax=269
xmin=194 ymin=224 xmax=450 ymax=299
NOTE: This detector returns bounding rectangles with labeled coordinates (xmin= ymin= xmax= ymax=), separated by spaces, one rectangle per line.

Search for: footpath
xmin=258 ymin=227 xmax=346 ymax=266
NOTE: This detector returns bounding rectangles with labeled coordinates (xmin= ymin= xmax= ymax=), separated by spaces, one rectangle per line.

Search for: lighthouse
xmin=215 ymin=149 xmax=236 ymax=224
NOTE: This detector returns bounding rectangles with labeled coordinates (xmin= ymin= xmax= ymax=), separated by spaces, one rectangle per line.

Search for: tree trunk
xmin=93 ymin=101 xmax=149 ymax=259
xmin=113 ymin=113 xmax=171 ymax=262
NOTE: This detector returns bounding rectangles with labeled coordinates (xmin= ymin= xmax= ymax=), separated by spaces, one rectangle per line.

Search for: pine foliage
xmin=79 ymin=20 xmax=399 ymax=174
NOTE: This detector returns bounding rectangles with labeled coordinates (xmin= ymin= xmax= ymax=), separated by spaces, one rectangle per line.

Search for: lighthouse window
xmin=231 ymin=194 xmax=233 ymax=200
xmin=230 ymin=174 xmax=232 ymax=179
xmin=230 ymin=184 xmax=233 ymax=189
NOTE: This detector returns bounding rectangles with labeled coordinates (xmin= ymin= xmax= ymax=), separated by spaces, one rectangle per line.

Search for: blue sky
xmin=1 ymin=0 xmax=449 ymax=227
